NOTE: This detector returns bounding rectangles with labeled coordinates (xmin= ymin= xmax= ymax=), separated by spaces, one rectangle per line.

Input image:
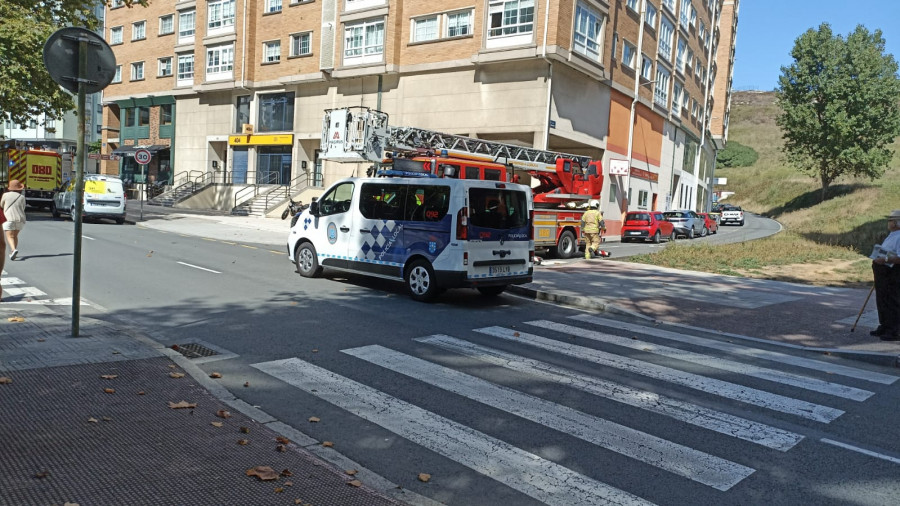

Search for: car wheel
xmin=295 ymin=242 xmax=322 ymax=278
xmin=477 ymin=285 xmax=507 ymax=297
xmin=115 ymin=217 xmax=126 ymax=225
xmin=669 ymin=230 xmax=676 ymax=242
xmin=50 ymin=202 xmax=60 ymax=219
xmin=701 ymin=226 xmax=708 ymax=237
xmin=555 ymin=230 xmax=578 ymax=259
xmin=652 ymin=230 xmax=661 ymax=244
xmin=406 ymin=259 xmax=438 ymax=302
xmin=739 ymin=220 xmax=745 ymax=226
xmin=687 ymin=228 xmax=695 ymax=239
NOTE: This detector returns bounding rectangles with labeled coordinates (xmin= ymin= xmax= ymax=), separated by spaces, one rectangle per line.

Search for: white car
xmin=52 ymin=174 xmax=127 ymax=224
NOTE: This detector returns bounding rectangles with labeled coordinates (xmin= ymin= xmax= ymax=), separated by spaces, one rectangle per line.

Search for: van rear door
xmin=464 ymin=185 xmax=532 ymax=282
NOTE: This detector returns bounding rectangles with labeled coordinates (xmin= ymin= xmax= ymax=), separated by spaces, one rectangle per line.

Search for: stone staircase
xmin=231 ymin=185 xmax=290 ymax=217
xmin=148 ymin=182 xmax=206 ymax=207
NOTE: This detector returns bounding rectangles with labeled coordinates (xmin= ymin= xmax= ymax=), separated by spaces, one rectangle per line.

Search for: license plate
xmin=489 ymin=265 xmax=511 ymax=275
xmin=628 ymin=231 xmax=641 ymax=235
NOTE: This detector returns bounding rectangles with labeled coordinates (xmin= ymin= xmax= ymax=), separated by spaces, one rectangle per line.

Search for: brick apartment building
xmin=100 ymin=0 xmax=738 ymax=233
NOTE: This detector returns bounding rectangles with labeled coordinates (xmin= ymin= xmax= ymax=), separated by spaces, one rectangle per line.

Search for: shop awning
xmin=111 ymin=144 xmax=170 ymax=155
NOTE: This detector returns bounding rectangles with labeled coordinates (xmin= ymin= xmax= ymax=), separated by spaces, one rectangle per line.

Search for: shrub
xmin=716 ymin=141 xmax=759 ymax=168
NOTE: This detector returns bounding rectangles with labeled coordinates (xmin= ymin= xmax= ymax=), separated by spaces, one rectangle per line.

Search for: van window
xmin=469 ymin=188 xmax=528 ymax=229
xmin=319 ymin=181 xmax=354 ymax=215
xmin=403 ymin=184 xmax=450 ymax=222
xmin=483 ymin=168 xmax=503 ymax=181
xmin=438 ymin=164 xmax=460 ymax=178
xmin=464 ymin=166 xmax=481 ymax=179
xmin=105 ymin=180 xmax=124 ymax=194
xmin=360 ymin=183 xmax=406 ymax=220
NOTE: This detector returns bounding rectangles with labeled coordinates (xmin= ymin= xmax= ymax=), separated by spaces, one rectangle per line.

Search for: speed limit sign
xmin=134 ymin=149 xmax=152 ymax=164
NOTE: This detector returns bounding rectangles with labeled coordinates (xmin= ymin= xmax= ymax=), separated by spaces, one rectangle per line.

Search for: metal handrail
xmin=257 ymin=171 xmax=280 ymax=185
xmin=233 ymin=184 xmax=260 ymax=210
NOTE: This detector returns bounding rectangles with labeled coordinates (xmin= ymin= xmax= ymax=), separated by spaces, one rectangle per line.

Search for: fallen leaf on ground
xmin=111 ymin=351 xmax=120 ymax=355
xmin=275 ymin=487 xmax=284 ymax=493
xmin=275 ymin=436 xmax=290 ymax=444
xmin=168 ymin=364 xmax=176 ymax=369
xmin=284 ymin=481 xmax=293 ymax=487
xmin=102 ymin=416 xmax=112 ymax=422
xmin=281 ymin=469 xmax=293 ymax=477
xmin=103 ymin=388 xmax=115 ymax=394
xmin=211 ymin=422 xmax=223 ymax=427
xmin=210 ymin=372 xmax=222 ymax=378
xmin=240 ymin=426 xmax=250 ymax=434
xmin=169 ymin=372 xmax=185 ymax=379
xmin=243 ymin=382 xmax=250 ymax=387
xmin=100 ymin=375 xmax=118 ymax=380
xmin=238 ymin=439 xmax=249 ymax=445
xmin=312 ymin=349 xmax=319 ymax=353
xmin=345 ymin=469 xmax=358 ymax=476
xmin=0 ymin=377 xmax=12 ymax=384
xmin=294 ymin=500 xmax=302 ymax=505
xmin=216 ymin=410 xmax=232 ymax=419
xmin=7 ymin=317 xmax=25 ymax=322
xmin=418 ymin=473 xmax=431 ymax=482
xmin=37 ymin=339 xmax=45 ymax=342
xmin=87 ymin=417 xmax=99 ymax=423
xmin=348 ymin=480 xmax=362 ymax=487
xmin=34 ymin=471 xmax=50 ymax=479
xmin=322 ymin=441 xmax=333 ymax=447
xmin=147 ymin=250 xmax=153 ymax=257
xmin=276 ymin=445 xmax=286 ymax=452
xmin=246 ymin=466 xmax=279 ymax=481
xmin=168 ymin=401 xmax=197 ymax=409
xmin=308 ymin=417 xmax=320 ymax=423
xmin=513 ymin=332 xmax=520 ymax=337
xmin=64 ymin=502 xmax=79 ymax=506
xmin=137 ymin=391 xmax=145 ymax=395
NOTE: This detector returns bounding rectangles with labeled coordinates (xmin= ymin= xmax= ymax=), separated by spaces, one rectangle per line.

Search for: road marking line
xmin=344 ymin=345 xmax=755 ymax=491
xmin=176 ymin=261 xmax=221 ymax=274
xmin=251 ymin=358 xmax=654 ymax=506
xmin=532 ymin=320 xmax=873 ymax=401
xmin=83 ymin=235 xmax=95 ymax=240
xmin=416 ymin=335 xmax=803 ymax=452
xmin=475 ymin=326 xmax=844 ymax=423
xmin=572 ymin=315 xmax=898 ymax=385
xmin=0 ymin=277 xmax=25 ymax=286
xmin=820 ymin=439 xmax=900 ymax=465
xmin=2 ymin=286 xmax=47 ymax=297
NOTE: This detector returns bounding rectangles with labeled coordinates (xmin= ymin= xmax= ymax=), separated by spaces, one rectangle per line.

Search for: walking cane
xmin=850 ymin=285 xmax=876 ymax=333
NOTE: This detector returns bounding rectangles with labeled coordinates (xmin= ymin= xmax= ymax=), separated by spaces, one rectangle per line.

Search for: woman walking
xmin=1 ymin=179 xmax=27 ymax=260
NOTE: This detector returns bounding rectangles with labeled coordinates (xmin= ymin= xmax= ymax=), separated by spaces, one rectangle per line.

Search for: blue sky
xmin=733 ymin=0 xmax=900 ymax=90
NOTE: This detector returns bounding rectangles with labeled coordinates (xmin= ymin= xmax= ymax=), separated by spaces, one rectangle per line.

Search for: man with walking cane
xmin=869 ymin=210 xmax=900 ymax=341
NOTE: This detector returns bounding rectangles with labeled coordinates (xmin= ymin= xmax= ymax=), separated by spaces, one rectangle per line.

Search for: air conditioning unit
xmin=242 ymin=123 xmax=254 ymax=134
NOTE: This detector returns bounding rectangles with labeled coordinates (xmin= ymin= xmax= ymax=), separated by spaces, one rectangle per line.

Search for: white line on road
xmin=531 ymin=320 xmax=873 ymax=401
xmin=416 ymin=335 xmax=803 ymax=451
xmin=820 ymin=438 xmax=900 ymax=465
xmin=251 ymin=357 xmax=655 ymax=506
xmin=571 ymin=315 xmax=898 ymax=385
xmin=344 ymin=345 xmax=755 ymax=491
xmin=176 ymin=261 xmax=221 ymax=274
xmin=475 ymin=326 xmax=844 ymax=423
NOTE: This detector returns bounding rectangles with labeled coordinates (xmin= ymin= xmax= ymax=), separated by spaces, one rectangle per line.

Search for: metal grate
xmin=172 ymin=343 xmax=219 ymax=359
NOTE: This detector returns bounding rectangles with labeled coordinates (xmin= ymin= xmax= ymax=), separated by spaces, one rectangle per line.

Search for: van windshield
xmin=469 ymin=188 xmax=528 ymax=229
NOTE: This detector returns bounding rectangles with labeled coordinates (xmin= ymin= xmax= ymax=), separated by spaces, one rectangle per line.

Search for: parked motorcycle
xmin=281 ymin=198 xmax=308 ymax=227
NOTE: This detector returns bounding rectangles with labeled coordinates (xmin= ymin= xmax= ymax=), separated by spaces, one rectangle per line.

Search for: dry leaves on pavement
xmin=168 ymin=401 xmax=197 ymax=409
xmin=246 ymin=466 xmax=279 ymax=481
xmin=169 ymin=372 xmax=185 ymax=379
xmin=100 ymin=375 xmax=118 ymax=380
xmin=418 ymin=473 xmax=431 ymax=482
xmin=210 ymin=372 xmax=222 ymax=378
xmin=345 ymin=469 xmax=358 ymax=476
xmin=0 ymin=377 xmax=12 ymax=385
xmin=211 ymin=422 xmax=224 ymax=428
xmin=322 ymin=441 xmax=333 ymax=447
xmin=348 ymin=480 xmax=362 ymax=487
xmin=7 ymin=316 xmax=25 ymax=322
xmin=308 ymin=416 xmax=320 ymax=423
xmin=103 ymin=388 xmax=115 ymax=394
xmin=216 ymin=409 xmax=232 ymax=419
xmin=276 ymin=436 xmax=290 ymax=444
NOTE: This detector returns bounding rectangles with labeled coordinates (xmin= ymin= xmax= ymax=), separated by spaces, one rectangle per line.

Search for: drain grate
xmin=172 ymin=343 xmax=220 ymax=359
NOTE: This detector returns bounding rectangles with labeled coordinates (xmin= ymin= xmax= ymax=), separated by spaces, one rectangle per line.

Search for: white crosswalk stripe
xmin=252 ymin=357 xmax=655 ymax=506
xmin=0 ymin=275 xmax=87 ymax=306
xmin=528 ymin=320 xmax=873 ymax=401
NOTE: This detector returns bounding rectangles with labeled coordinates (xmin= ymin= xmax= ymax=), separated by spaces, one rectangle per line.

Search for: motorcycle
xmin=281 ymin=198 xmax=308 ymax=227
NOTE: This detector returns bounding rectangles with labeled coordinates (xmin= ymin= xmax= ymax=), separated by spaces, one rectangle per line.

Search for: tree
xmin=776 ymin=23 xmax=900 ymax=202
xmin=716 ymin=140 xmax=758 ymax=168
xmin=0 ymin=1 xmax=146 ymax=128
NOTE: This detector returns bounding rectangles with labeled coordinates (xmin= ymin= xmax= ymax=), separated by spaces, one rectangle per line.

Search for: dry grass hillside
xmin=628 ymin=91 xmax=900 ymax=287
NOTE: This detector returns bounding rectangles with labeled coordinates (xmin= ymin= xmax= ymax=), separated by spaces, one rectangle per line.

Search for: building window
xmin=638 ymin=190 xmax=649 ymax=208
xmin=235 ymin=95 xmax=251 ymax=133
xmin=110 ymin=26 xmax=123 ymax=45
xmin=661 ymin=0 xmax=676 ymax=13
xmin=290 ymin=32 xmax=311 ymax=56
xmin=179 ymin=10 xmax=196 ymax=41
xmin=690 ymin=5 xmax=697 ymax=27
xmin=644 ymin=2 xmax=657 ymax=29
xmin=609 ymin=182 xmax=618 ymax=203
xmin=654 ymin=66 xmax=670 ymax=107
xmin=640 ymin=55 xmax=652 ymax=80
xmin=626 ymin=0 xmax=637 ymax=11
xmin=263 ymin=41 xmax=281 ymax=63
xmin=573 ymin=2 xmax=604 ymax=62
xmin=691 ymin=98 xmax=699 ymax=118
xmin=682 ymin=91 xmax=690 ymax=112
xmin=206 ymin=44 xmax=234 ymax=79
xmin=138 ymin=107 xmax=150 ymax=127
xmin=672 ymin=81 xmax=683 ymax=116
xmin=695 ymin=57 xmax=703 ymax=77
xmin=257 ymin=92 xmax=295 ymax=133
xmin=447 ymin=10 xmax=472 ymax=37
xmin=159 ymin=14 xmax=174 ymax=35
xmin=622 ymin=41 xmax=636 ymax=69
xmin=676 ymin=38 xmax=686 ymax=72
xmin=112 ymin=65 xmax=122 ymax=83
xmin=111 ymin=0 xmax=124 ymax=7
xmin=488 ymin=0 xmax=534 ymax=39
xmin=130 ymin=61 xmax=144 ymax=80
xmin=265 ymin=0 xmax=282 ymax=13
xmin=658 ymin=16 xmax=674 ymax=61
xmin=412 ymin=16 xmax=438 ymax=42
xmin=686 ymin=48 xmax=694 ymax=69
xmin=680 ymin=0 xmax=691 ymax=29
xmin=160 ymin=104 xmax=173 ymax=126
xmin=177 ymin=53 xmax=194 ymax=85
xmin=158 ymin=57 xmax=173 ymax=76
xmin=343 ymin=18 xmax=384 ymax=65
xmin=208 ymin=0 xmax=235 ymax=31
xmin=132 ymin=21 xmax=146 ymax=41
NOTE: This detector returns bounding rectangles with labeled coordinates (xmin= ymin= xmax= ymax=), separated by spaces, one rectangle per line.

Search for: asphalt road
xmin=5 ymin=213 xmax=898 ymax=506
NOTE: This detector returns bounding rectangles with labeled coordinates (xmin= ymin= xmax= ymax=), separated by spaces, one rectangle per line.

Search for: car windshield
xmin=664 ymin=212 xmax=687 ymax=218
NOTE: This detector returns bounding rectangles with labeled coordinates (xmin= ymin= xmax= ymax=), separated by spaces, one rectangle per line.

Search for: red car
xmin=697 ymin=212 xmax=718 ymax=236
xmin=620 ymin=211 xmax=676 ymax=243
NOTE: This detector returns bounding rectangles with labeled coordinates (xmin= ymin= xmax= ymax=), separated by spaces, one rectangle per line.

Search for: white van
xmin=52 ymin=174 xmax=127 ymax=224
xmin=287 ymin=177 xmax=534 ymax=301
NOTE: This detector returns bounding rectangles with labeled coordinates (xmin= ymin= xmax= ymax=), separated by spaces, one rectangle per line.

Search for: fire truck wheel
xmin=295 ymin=242 xmax=322 ymax=278
xmin=477 ymin=285 xmax=507 ymax=297
xmin=406 ymin=259 xmax=438 ymax=302
xmin=554 ymin=230 xmax=578 ymax=259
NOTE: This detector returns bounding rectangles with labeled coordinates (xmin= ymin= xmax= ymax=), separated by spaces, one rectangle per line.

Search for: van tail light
xmin=463 ymin=251 xmax=468 ymax=266
xmin=457 ymin=208 xmax=468 ymax=240
xmin=528 ymin=209 xmax=534 ymax=239
xmin=529 ymin=250 xmax=535 ymax=264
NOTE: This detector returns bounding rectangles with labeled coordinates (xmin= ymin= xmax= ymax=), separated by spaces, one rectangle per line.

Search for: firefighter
xmin=580 ymin=199 xmax=605 ymax=259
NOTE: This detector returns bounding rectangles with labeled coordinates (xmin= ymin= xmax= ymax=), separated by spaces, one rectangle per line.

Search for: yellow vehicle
xmin=1 ymin=148 xmax=63 ymax=209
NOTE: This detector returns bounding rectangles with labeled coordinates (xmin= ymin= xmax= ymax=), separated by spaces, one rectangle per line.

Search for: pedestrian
xmin=580 ymin=199 xmax=605 ymax=259
xmin=870 ymin=209 xmax=900 ymax=341
xmin=1 ymin=179 xmax=27 ymax=261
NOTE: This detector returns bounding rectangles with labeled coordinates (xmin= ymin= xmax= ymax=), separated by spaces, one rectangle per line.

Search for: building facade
xmin=101 ymin=0 xmax=738 ymax=232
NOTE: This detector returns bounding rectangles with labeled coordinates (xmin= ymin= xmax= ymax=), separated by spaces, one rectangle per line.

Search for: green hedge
xmin=716 ymin=141 xmax=759 ymax=168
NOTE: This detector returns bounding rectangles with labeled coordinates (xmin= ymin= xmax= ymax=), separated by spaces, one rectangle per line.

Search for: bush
xmin=716 ymin=141 xmax=759 ymax=168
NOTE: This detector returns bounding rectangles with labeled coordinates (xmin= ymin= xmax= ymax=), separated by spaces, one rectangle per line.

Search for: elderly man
xmin=871 ymin=210 xmax=900 ymax=341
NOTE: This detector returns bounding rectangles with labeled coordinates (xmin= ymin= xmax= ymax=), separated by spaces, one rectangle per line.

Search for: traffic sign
xmin=134 ymin=149 xmax=152 ymax=164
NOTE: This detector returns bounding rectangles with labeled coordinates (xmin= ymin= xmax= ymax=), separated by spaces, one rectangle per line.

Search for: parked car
xmin=697 ymin=212 xmax=718 ymax=235
xmin=720 ymin=205 xmax=745 ymax=226
xmin=620 ymin=211 xmax=676 ymax=243
xmin=662 ymin=210 xmax=705 ymax=239
xmin=52 ymin=174 xmax=127 ymax=224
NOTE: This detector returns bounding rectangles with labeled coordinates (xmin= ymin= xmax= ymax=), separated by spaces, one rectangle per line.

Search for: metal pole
xmin=624 ymin=0 xmax=647 ymax=215
xmin=71 ymin=38 xmax=87 ymax=337
xmin=140 ymin=163 xmax=145 ymax=220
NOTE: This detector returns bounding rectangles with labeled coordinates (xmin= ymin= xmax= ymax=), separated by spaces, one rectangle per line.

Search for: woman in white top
xmin=0 ymin=179 xmax=27 ymax=261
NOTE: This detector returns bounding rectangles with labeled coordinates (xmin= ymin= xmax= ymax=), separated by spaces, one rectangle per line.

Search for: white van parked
xmin=287 ymin=176 xmax=534 ymax=301
xmin=52 ymin=174 xmax=127 ymax=224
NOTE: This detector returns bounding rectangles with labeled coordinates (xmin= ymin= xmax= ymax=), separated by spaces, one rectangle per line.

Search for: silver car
xmin=663 ymin=210 xmax=705 ymax=239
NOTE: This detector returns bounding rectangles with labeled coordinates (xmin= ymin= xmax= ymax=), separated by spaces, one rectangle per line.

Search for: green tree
xmin=716 ymin=140 xmax=758 ymax=168
xmin=0 ymin=1 xmax=146 ymax=126
xmin=776 ymin=23 xmax=900 ymax=202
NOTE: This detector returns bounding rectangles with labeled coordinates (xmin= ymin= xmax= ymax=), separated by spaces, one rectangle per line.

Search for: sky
xmin=732 ymin=0 xmax=900 ymax=91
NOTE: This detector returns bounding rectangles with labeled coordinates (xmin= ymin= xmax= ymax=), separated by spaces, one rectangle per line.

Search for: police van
xmin=287 ymin=176 xmax=534 ymax=301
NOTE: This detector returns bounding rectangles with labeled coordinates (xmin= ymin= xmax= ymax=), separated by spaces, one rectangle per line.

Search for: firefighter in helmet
xmin=580 ymin=199 xmax=606 ymax=259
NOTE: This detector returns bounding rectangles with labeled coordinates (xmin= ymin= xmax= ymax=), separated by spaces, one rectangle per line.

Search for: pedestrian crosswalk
xmin=0 ymin=275 xmax=84 ymax=306
xmin=251 ymin=316 xmax=899 ymax=505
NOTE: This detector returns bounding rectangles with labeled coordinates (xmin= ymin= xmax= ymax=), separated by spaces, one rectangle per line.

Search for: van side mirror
xmin=309 ymin=201 xmax=319 ymax=216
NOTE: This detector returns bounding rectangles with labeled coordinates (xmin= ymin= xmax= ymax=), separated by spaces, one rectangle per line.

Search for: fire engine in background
xmin=320 ymin=107 xmax=608 ymax=259
xmin=1 ymin=148 xmax=63 ymax=209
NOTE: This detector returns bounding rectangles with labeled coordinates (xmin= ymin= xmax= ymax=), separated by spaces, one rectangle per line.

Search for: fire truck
xmin=1 ymin=147 xmax=63 ymax=209
xmin=320 ymin=107 xmax=606 ymax=258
